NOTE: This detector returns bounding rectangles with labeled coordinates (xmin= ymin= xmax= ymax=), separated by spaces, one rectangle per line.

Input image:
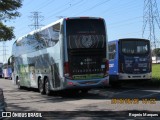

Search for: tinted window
xmin=66 ymin=19 xmax=106 ymax=49
xmin=13 ymin=23 xmax=60 ymax=56
xmin=108 ymin=43 xmax=116 ymax=60
xmin=121 ymin=40 xmax=149 ymax=55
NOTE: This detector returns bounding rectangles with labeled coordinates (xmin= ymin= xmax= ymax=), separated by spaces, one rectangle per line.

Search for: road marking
xmin=114 ymin=88 xmax=142 ymax=95
xmin=140 ymin=92 xmax=160 ymax=98
xmin=142 ymin=90 xmax=160 ymax=93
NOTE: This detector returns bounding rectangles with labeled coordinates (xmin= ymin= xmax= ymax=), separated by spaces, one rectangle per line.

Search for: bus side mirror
xmin=8 ymin=56 xmax=14 ymax=65
xmin=8 ymin=58 xmax=11 ymax=65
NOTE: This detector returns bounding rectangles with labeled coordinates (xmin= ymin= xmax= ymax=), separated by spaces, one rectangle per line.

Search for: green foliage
xmin=0 ymin=22 xmax=14 ymax=40
xmin=0 ymin=0 xmax=22 ymax=41
xmin=146 ymin=64 xmax=160 ymax=87
xmin=152 ymin=48 xmax=160 ymax=57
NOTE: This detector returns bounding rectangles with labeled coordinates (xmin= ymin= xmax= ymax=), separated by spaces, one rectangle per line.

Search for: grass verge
xmin=146 ymin=64 xmax=160 ymax=87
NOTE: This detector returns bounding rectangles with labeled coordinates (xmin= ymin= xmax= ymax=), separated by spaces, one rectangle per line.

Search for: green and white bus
xmin=9 ymin=17 xmax=109 ymax=95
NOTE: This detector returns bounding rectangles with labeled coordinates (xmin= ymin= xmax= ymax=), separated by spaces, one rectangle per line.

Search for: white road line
xmin=142 ymin=90 xmax=160 ymax=93
xmin=140 ymin=92 xmax=160 ymax=98
xmin=114 ymin=88 xmax=142 ymax=95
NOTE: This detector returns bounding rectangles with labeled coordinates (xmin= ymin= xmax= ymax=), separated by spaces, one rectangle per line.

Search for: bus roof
xmin=15 ymin=16 xmax=104 ymax=43
xmin=109 ymin=38 xmax=150 ymax=43
xmin=119 ymin=38 xmax=150 ymax=41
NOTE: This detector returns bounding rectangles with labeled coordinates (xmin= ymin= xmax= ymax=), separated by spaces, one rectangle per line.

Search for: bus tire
xmin=45 ymin=77 xmax=51 ymax=96
xmin=38 ymin=78 xmax=45 ymax=95
xmin=16 ymin=78 xmax=21 ymax=89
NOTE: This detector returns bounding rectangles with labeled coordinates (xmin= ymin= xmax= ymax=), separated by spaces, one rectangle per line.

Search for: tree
xmin=0 ymin=0 xmax=22 ymax=41
xmin=152 ymin=48 xmax=160 ymax=57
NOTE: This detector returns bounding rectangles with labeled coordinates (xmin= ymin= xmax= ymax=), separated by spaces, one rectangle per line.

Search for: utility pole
xmin=142 ymin=0 xmax=160 ymax=49
xmin=29 ymin=11 xmax=44 ymax=30
xmin=0 ymin=41 xmax=8 ymax=63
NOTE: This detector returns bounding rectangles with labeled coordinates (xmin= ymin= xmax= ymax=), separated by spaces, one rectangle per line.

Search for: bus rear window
xmin=121 ymin=40 xmax=149 ymax=55
xmin=66 ymin=19 xmax=106 ymax=49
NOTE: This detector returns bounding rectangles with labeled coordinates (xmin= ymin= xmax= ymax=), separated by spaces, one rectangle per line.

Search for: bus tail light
xmin=105 ymin=60 xmax=109 ymax=76
xmin=64 ymin=62 xmax=69 ymax=76
xmin=65 ymin=18 xmax=70 ymax=20
xmin=64 ymin=62 xmax=72 ymax=79
xmin=119 ymin=63 xmax=124 ymax=73
xmin=106 ymin=60 xmax=109 ymax=71
xmin=68 ymin=81 xmax=74 ymax=86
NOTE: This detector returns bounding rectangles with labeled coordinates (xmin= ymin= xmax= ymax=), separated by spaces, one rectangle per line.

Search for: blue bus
xmin=108 ymin=38 xmax=152 ymax=85
xmin=2 ymin=63 xmax=12 ymax=79
xmin=8 ymin=17 xmax=109 ymax=95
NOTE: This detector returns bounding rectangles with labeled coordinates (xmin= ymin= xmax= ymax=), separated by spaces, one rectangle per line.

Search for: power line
xmin=103 ymin=0 xmax=138 ymax=14
xmin=46 ymin=0 xmax=83 ymax=20
xmin=36 ymin=0 xmax=55 ymax=11
xmin=108 ymin=16 xmax=142 ymax=26
xmin=108 ymin=20 xmax=143 ymax=29
xmin=73 ymin=0 xmax=111 ymax=16
xmin=142 ymin=0 xmax=160 ymax=49
xmin=23 ymin=0 xmax=35 ymax=8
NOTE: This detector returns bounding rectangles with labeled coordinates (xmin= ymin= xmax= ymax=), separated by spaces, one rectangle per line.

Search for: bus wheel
xmin=17 ymin=79 xmax=21 ymax=89
xmin=38 ymin=79 xmax=45 ymax=95
xmin=45 ymin=78 xmax=51 ymax=96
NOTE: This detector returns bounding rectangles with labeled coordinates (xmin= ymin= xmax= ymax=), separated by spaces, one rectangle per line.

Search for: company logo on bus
xmin=81 ymin=35 xmax=93 ymax=48
xmin=80 ymin=58 xmax=97 ymax=65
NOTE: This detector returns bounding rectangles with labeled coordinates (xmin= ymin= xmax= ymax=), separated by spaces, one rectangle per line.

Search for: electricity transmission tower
xmin=142 ymin=0 xmax=160 ymax=49
xmin=0 ymin=42 xmax=8 ymax=63
xmin=29 ymin=11 xmax=44 ymax=30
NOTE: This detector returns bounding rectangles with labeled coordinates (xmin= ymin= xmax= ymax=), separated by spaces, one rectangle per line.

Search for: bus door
xmin=109 ymin=42 xmax=118 ymax=77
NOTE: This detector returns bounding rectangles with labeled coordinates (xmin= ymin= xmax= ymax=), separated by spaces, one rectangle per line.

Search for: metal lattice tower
xmin=0 ymin=41 xmax=8 ymax=63
xmin=142 ymin=0 xmax=160 ymax=49
xmin=29 ymin=11 xmax=44 ymax=30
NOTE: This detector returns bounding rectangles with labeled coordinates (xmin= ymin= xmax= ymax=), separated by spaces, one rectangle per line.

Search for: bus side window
xmin=108 ymin=43 xmax=116 ymax=60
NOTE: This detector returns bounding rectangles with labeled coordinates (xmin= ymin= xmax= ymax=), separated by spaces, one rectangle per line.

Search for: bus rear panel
xmin=64 ymin=18 xmax=109 ymax=89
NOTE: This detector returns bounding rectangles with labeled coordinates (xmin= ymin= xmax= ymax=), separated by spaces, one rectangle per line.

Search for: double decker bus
xmin=9 ymin=17 xmax=109 ymax=95
xmin=108 ymin=38 xmax=152 ymax=86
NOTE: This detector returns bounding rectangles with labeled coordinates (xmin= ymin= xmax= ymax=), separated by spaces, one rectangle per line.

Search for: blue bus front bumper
xmin=118 ymin=73 xmax=152 ymax=80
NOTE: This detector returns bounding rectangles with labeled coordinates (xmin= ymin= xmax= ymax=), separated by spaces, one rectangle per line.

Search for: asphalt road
xmin=0 ymin=78 xmax=160 ymax=120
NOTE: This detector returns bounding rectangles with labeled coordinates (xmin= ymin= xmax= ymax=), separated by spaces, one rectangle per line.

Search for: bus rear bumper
xmin=65 ymin=76 xmax=109 ymax=89
xmin=118 ymin=73 xmax=152 ymax=80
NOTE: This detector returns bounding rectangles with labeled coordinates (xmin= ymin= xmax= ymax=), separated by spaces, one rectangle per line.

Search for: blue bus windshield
xmin=121 ymin=40 xmax=149 ymax=55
